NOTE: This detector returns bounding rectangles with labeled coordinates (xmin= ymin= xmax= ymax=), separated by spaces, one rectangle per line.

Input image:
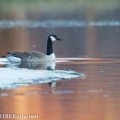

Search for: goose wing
xmin=8 ymin=51 xmax=47 ymax=59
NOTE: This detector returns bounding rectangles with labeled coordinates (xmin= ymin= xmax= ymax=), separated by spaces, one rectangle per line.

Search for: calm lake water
xmin=0 ymin=1 xmax=120 ymax=120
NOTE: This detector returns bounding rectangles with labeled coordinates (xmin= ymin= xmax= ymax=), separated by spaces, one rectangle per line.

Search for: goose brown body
xmin=8 ymin=51 xmax=48 ymax=62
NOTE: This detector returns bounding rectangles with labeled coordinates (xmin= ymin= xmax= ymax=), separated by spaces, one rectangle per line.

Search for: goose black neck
xmin=46 ymin=38 xmax=53 ymax=55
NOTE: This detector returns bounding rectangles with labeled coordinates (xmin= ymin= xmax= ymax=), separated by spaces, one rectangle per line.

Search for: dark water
xmin=0 ymin=1 xmax=120 ymax=120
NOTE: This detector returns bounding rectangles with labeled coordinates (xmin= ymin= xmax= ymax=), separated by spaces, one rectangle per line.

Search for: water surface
xmin=0 ymin=57 xmax=120 ymax=120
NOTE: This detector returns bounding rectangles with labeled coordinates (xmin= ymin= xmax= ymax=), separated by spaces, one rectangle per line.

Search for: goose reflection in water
xmin=6 ymin=61 xmax=56 ymax=70
xmin=6 ymin=61 xmax=57 ymax=87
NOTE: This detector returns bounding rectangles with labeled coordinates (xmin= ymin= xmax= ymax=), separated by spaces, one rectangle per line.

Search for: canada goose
xmin=6 ymin=35 xmax=61 ymax=63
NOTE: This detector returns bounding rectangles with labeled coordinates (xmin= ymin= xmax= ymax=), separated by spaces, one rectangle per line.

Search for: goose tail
xmin=6 ymin=56 xmax=21 ymax=63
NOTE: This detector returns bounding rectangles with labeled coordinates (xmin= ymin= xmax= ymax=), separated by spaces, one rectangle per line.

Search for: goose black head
xmin=47 ymin=34 xmax=61 ymax=55
xmin=49 ymin=35 xmax=61 ymax=42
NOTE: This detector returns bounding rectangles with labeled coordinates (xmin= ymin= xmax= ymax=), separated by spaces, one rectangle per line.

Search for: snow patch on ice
xmin=0 ymin=68 xmax=85 ymax=89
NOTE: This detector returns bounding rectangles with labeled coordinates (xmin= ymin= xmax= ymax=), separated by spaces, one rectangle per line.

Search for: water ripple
xmin=0 ymin=20 xmax=120 ymax=28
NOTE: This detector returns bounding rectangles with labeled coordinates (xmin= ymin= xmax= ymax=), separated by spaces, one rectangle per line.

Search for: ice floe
xmin=0 ymin=67 xmax=85 ymax=89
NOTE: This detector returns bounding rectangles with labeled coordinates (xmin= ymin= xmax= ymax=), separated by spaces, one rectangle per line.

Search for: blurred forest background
xmin=0 ymin=0 xmax=120 ymax=20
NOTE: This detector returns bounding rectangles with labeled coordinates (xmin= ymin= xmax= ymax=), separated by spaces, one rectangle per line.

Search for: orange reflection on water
xmin=0 ymin=74 xmax=120 ymax=120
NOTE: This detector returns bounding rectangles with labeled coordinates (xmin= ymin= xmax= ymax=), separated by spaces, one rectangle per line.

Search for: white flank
xmin=6 ymin=56 xmax=21 ymax=63
xmin=47 ymin=53 xmax=56 ymax=61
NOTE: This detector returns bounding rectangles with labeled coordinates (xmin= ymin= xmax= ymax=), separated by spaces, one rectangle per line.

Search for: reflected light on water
xmin=0 ymin=58 xmax=120 ymax=120
xmin=56 ymin=57 xmax=120 ymax=64
xmin=0 ymin=84 xmax=119 ymax=120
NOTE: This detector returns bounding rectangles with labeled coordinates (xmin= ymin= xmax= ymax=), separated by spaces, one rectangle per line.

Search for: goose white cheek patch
xmin=50 ymin=36 xmax=56 ymax=41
